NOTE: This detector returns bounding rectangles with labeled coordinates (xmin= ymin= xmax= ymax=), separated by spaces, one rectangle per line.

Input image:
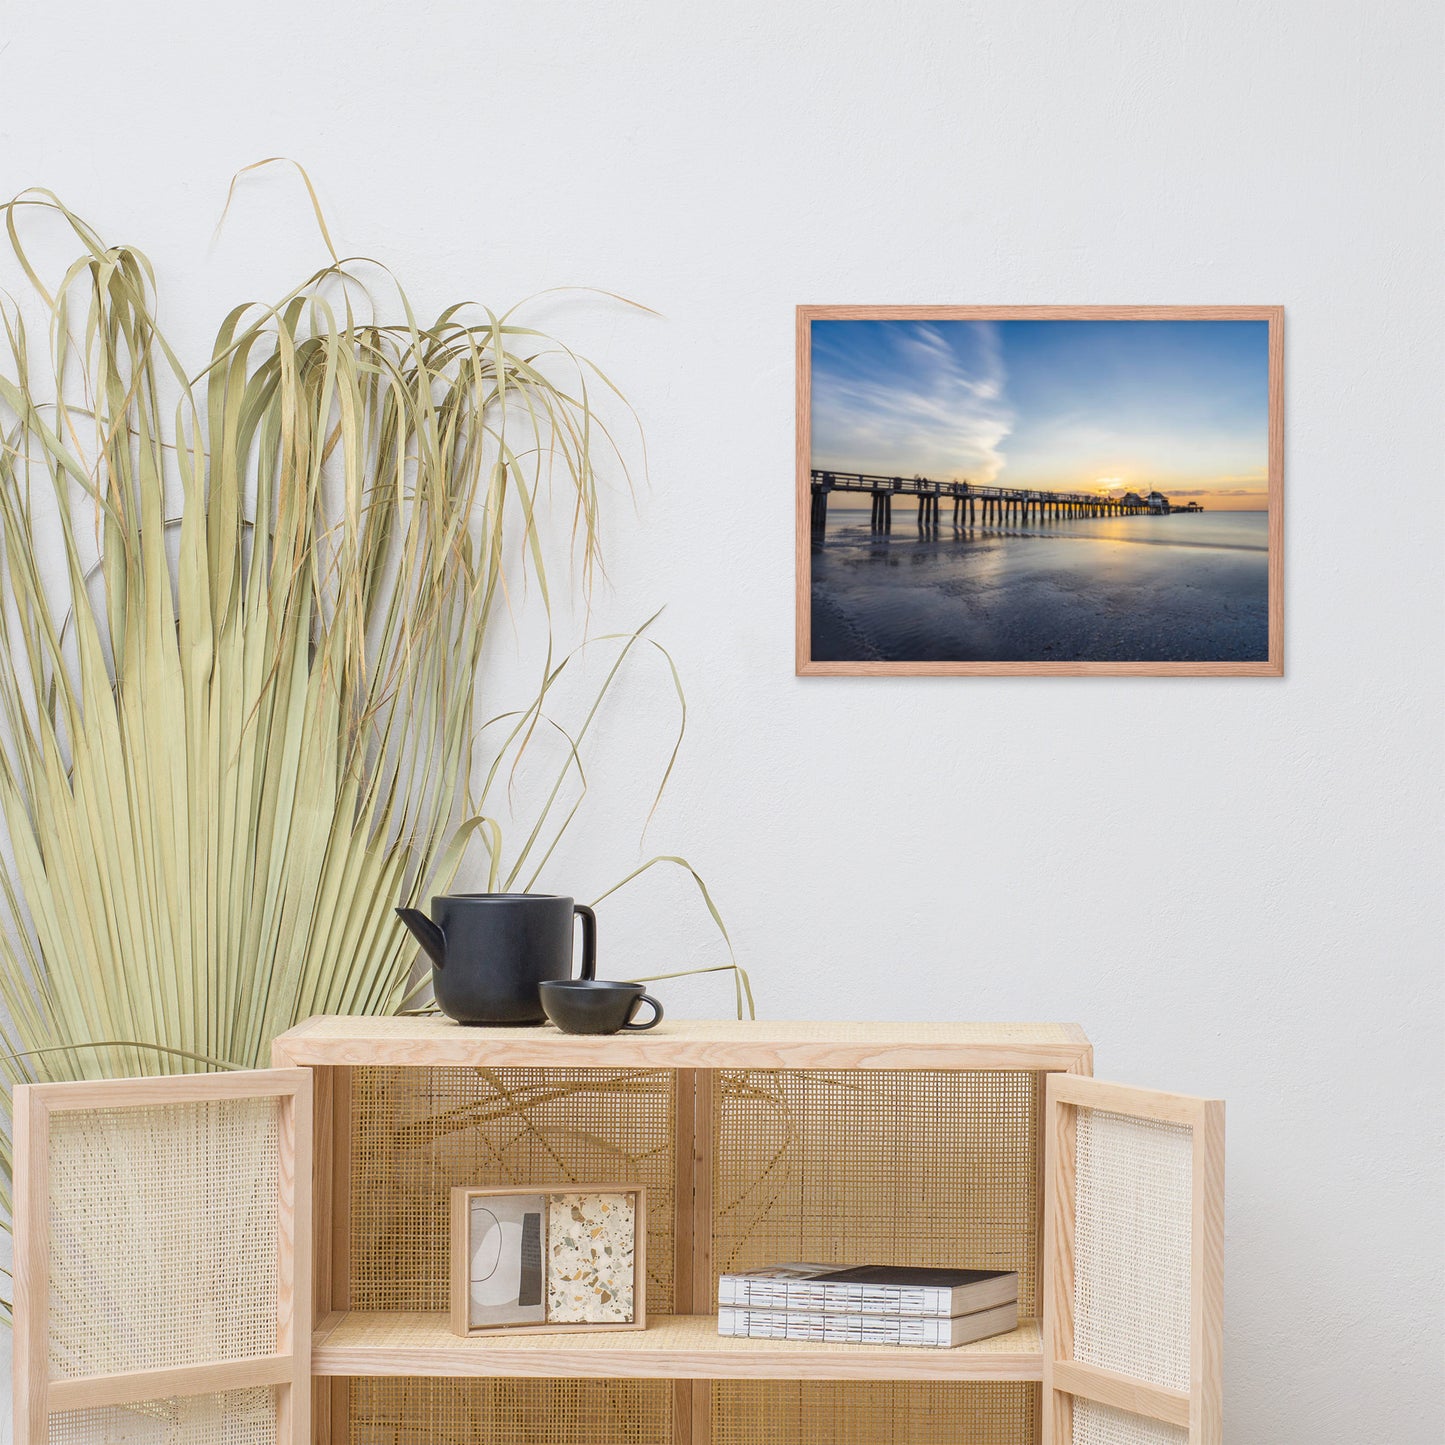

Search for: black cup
xmin=539 ymin=980 xmax=664 ymax=1035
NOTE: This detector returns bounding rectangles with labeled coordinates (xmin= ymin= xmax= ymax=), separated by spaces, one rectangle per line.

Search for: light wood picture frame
xmin=796 ymin=305 xmax=1284 ymax=676
xmin=450 ymin=1184 xmax=647 ymax=1337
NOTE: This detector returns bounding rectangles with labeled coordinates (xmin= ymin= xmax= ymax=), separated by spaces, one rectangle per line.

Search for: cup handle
xmin=573 ymin=904 xmax=597 ymax=981
xmin=621 ymin=993 xmax=663 ymax=1031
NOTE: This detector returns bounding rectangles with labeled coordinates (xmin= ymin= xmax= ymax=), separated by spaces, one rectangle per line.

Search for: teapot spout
xmin=395 ymin=907 xmax=447 ymax=969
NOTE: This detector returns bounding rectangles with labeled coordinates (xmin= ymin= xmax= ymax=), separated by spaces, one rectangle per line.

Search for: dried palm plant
xmin=0 ymin=177 xmax=748 ymax=1319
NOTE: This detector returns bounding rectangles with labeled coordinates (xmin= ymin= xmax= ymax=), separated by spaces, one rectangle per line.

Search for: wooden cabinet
xmin=11 ymin=1019 xmax=1223 ymax=1445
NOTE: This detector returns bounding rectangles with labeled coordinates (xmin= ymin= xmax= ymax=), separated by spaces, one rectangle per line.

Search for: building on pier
xmin=1147 ymin=490 xmax=1171 ymax=514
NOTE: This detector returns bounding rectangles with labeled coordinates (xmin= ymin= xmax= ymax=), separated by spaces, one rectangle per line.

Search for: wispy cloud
xmin=811 ymin=321 xmax=1014 ymax=483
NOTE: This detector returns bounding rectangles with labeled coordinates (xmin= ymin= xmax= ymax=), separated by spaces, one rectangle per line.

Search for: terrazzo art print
xmin=546 ymin=1192 xmax=637 ymax=1323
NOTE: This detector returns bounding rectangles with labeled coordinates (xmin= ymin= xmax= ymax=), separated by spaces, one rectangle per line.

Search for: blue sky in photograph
xmin=810 ymin=318 xmax=1271 ymax=508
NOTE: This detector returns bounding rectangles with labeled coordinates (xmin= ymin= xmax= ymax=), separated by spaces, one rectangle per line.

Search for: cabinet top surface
xmin=272 ymin=1016 xmax=1091 ymax=1070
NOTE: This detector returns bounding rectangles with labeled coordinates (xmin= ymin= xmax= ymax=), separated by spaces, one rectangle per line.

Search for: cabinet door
xmin=1042 ymin=1075 xmax=1224 ymax=1445
xmin=12 ymin=1069 xmax=312 ymax=1445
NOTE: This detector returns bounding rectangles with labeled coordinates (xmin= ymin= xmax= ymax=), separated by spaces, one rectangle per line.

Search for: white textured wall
xmin=2 ymin=1 xmax=1441 ymax=1440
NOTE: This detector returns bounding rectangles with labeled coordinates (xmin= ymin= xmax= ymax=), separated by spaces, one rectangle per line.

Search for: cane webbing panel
xmin=712 ymin=1381 xmax=1038 ymax=1444
xmin=47 ymin=1099 xmax=281 ymax=1377
xmin=349 ymin=1067 xmax=675 ymax=1314
xmin=1073 ymin=1108 xmax=1192 ymax=1391
xmin=348 ymin=1377 xmax=672 ymax=1445
xmin=712 ymin=1070 xmax=1041 ymax=1315
xmin=1072 ymin=1399 xmax=1188 ymax=1445
xmin=48 ymin=1388 xmax=277 ymax=1444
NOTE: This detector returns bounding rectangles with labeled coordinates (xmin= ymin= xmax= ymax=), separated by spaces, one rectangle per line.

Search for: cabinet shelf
xmin=311 ymin=1311 xmax=1044 ymax=1382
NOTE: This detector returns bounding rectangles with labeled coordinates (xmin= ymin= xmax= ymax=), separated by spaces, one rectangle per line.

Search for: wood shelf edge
xmin=310 ymin=1313 xmax=1043 ymax=1383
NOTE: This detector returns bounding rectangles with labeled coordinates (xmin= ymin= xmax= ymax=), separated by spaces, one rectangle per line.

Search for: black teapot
xmin=396 ymin=893 xmax=596 ymax=1025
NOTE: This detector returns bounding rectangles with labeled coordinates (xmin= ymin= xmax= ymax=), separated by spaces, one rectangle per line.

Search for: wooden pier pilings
xmin=810 ymin=470 xmax=1170 ymax=539
xmin=811 ymin=485 xmax=829 ymax=531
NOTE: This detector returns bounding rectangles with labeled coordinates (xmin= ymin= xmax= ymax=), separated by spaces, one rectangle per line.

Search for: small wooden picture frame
xmin=450 ymin=1184 xmax=647 ymax=1337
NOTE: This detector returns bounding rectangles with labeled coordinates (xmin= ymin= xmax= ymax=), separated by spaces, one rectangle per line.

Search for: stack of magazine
xmin=716 ymin=1263 xmax=1018 ymax=1349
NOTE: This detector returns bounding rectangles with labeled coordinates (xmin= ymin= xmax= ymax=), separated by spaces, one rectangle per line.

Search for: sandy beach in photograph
xmin=810 ymin=507 xmax=1269 ymax=664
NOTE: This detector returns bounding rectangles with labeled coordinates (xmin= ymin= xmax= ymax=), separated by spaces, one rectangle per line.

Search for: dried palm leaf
xmin=0 ymin=177 xmax=749 ymax=1320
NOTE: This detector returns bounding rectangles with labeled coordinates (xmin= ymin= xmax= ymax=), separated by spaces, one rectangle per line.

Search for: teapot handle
xmin=573 ymin=903 xmax=597 ymax=981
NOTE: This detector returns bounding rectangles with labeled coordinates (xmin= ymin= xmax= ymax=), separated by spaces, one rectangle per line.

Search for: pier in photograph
xmin=809 ymin=470 xmax=1201 ymax=536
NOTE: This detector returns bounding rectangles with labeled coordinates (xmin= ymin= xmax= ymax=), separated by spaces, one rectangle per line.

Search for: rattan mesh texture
xmin=1073 ymin=1107 xmax=1192 ymax=1391
xmin=1072 ymin=1399 xmax=1188 ymax=1445
xmin=48 ymin=1388 xmax=278 ymax=1444
xmin=348 ymin=1378 xmax=673 ymax=1445
xmin=349 ymin=1067 xmax=676 ymax=1313
xmin=713 ymin=1382 xmax=1037 ymax=1445
xmin=345 ymin=1064 xmax=1046 ymax=1445
xmin=47 ymin=1099 xmax=280 ymax=1377
xmin=711 ymin=1070 xmax=1041 ymax=1315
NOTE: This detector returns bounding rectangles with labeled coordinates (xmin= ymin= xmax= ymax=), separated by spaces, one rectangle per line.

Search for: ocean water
xmin=810 ymin=506 xmax=1269 ymax=663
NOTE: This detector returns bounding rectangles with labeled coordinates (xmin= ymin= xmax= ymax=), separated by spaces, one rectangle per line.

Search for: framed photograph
xmin=449 ymin=1184 xmax=646 ymax=1337
xmin=796 ymin=306 xmax=1283 ymax=676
